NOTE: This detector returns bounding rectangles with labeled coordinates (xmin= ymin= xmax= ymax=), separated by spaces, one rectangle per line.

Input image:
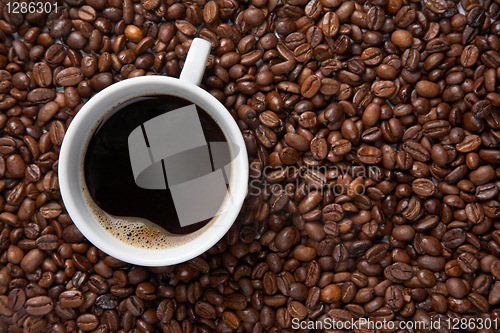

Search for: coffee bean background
xmin=0 ymin=0 xmax=499 ymax=332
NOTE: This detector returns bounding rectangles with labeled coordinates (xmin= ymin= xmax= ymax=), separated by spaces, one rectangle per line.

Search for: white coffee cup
xmin=59 ymin=39 xmax=248 ymax=266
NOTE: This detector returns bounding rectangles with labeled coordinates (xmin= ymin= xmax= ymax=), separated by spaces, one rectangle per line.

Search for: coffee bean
xmin=476 ymin=184 xmax=498 ymax=200
xmin=472 ymin=100 xmax=493 ymax=119
xmin=221 ymin=310 xmax=240 ymax=329
xmin=385 ymin=285 xmax=404 ymax=311
xmin=6 ymin=154 xmax=25 ymax=178
xmin=195 ymin=301 xmax=216 ymax=319
xmin=124 ymin=25 xmax=143 ymax=43
xmin=37 ymin=102 xmax=59 ymax=125
xmin=320 ymin=78 xmax=340 ymax=95
xmin=55 ymin=67 xmax=84 ymax=86
xmin=403 ymin=140 xmax=430 ymax=162
xmin=259 ymin=111 xmax=279 ymax=128
xmin=412 ymin=178 xmax=435 ymax=197
xmin=392 ymin=225 xmax=415 ymax=241
xmin=25 ymin=296 xmax=54 ymax=316
xmin=33 ymin=62 xmax=53 ymax=88
xmin=287 ymin=300 xmax=307 ymax=319
xmin=90 ymin=73 xmax=113 ymax=91
xmin=367 ymin=6 xmax=384 ymax=31
xmin=28 ymin=88 xmax=56 ymax=103
xmin=422 ymin=120 xmax=451 ymax=139
xmin=460 ymin=45 xmax=479 ymax=67
xmin=301 ymin=75 xmax=321 ymax=98
xmin=49 ymin=121 xmax=65 ymax=146
xmin=59 ymin=290 xmax=84 ymax=308
xmin=443 ymin=229 xmax=466 ymax=248
xmin=77 ymin=314 xmax=99 ymax=331
xmin=274 ymin=226 xmax=297 ymax=252
xmin=470 ymin=165 xmax=495 ymax=185
xmin=391 ymin=263 xmax=413 ymax=280
xmin=416 ymin=80 xmax=440 ymax=98
xmin=357 ymin=146 xmax=382 ymax=164
xmin=224 ymin=294 xmax=247 ymax=311
xmin=20 ymin=248 xmax=44 ymax=274
xmin=457 ymin=252 xmax=479 ymax=274
xmin=391 ymin=30 xmax=413 ymax=48
xmin=78 ymin=5 xmax=97 ymax=21
xmin=36 ymin=234 xmax=59 ymax=251
xmin=284 ymin=133 xmax=309 ymax=151
xmin=321 ymin=12 xmax=339 ymax=37
xmin=8 ymin=288 xmax=26 ymax=312
xmin=243 ymin=8 xmax=265 ymax=26
xmin=481 ymin=50 xmax=500 ymax=68
xmin=255 ymin=125 xmax=277 ymax=148
xmin=371 ymin=81 xmax=396 ymax=97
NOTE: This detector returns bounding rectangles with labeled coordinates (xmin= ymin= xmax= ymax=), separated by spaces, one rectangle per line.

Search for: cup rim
xmin=59 ymin=76 xmax=248 ymax=266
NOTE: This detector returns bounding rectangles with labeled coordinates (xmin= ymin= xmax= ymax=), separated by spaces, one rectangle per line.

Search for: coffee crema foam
xmin=83 ymin=185 xmax=216 ymax=250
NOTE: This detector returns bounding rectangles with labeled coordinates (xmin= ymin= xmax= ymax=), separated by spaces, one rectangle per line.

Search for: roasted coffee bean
xmin=301 ymin=75 xmax=321 ymax=98
xmin=367 ymin=6 xmax=385 ymax=31
xmin=55 ymin=67 xmax=84 ymax=87
xmin=443 ymin=229 xmax=466 ymax=248
xmin=461 ymin=45 xmax=479 ymax=68
xmin=422 ymin=120 xmax=451 ymax=139
xmin=49 ymin=121 xmax=65 ymax=146
xmin=412 ymin=178 xmax=435 ymax=197
xmin=385 ymin=285 xmax=404 ymax=311
xmin=275 ymin=227 xmax=297 ymax=252
xmin=224 ymin=294 xmax=247 ymax=311
xmin=36 ymin=234 xmax=59 ymax=251
xmin=472 ymin=100 xmax=493 ymax=119
xmin=392 ymin=225 xmax=415 ymax=241
xmin=284 ymin=133 xmax=309 ymax=151
xmin=331 ymin=139 xmax=352 ymax=156
xmin=457 ymin=135 xmax=481 ymax=153
xmin=8 ymin=288 xmax=26 ymax=312
xmin=403 ymin=140 xmax=430 ymax=162
xmin=259 ymin=111 xmax=279 ymax=128
xmin=77 ymin=314 xmax=99 ymax=331
xmin=391 ymin=30 xmax=414 ymax=49
xmin=59 ymin=290 xmax=84 ymax=308
xmin=28 ymin=88 xmax=56 ymax=103
xmin=33 ymin=62 xmax=53 ymax=88
xmin=357 ymin=146 xmax=382 ymax=164
xmin=476 ymin=184 xmax=498 ymax=200
xmin=470 ymin=165 xmax=495 ymax=185
xmin=321 ymin=12 xmax=339 ymax=37
xmin=25 ymin=296 xmax=54 ymax=316
xmin=371 ymin=81 xmax=396 ymax=98
xmin=255 ymin=125 xmax=278 ymax=148
xmin=391 ymin=263 xmax=413 ymax=280
xmin=90 ymin=73 xmax=113 ymax=91
xmin=457 ymin=252 xmax=479 ymax=274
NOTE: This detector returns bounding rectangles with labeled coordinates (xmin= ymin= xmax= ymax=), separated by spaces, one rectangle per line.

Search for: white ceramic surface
xmin=59 ymin=39 xmax=249 ymax=266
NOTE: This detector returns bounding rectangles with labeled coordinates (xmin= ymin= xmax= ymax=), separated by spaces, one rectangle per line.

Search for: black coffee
xmin=84 ymin=95 xmax=229 ymax=235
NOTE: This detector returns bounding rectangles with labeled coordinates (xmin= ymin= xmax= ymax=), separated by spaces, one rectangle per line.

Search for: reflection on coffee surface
xmin=84 ymin=95 xmax=231 ymax=235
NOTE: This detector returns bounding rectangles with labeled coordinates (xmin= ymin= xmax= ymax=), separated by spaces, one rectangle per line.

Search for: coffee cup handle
xmin=179 ymin=38 xmax=212 ymax=86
